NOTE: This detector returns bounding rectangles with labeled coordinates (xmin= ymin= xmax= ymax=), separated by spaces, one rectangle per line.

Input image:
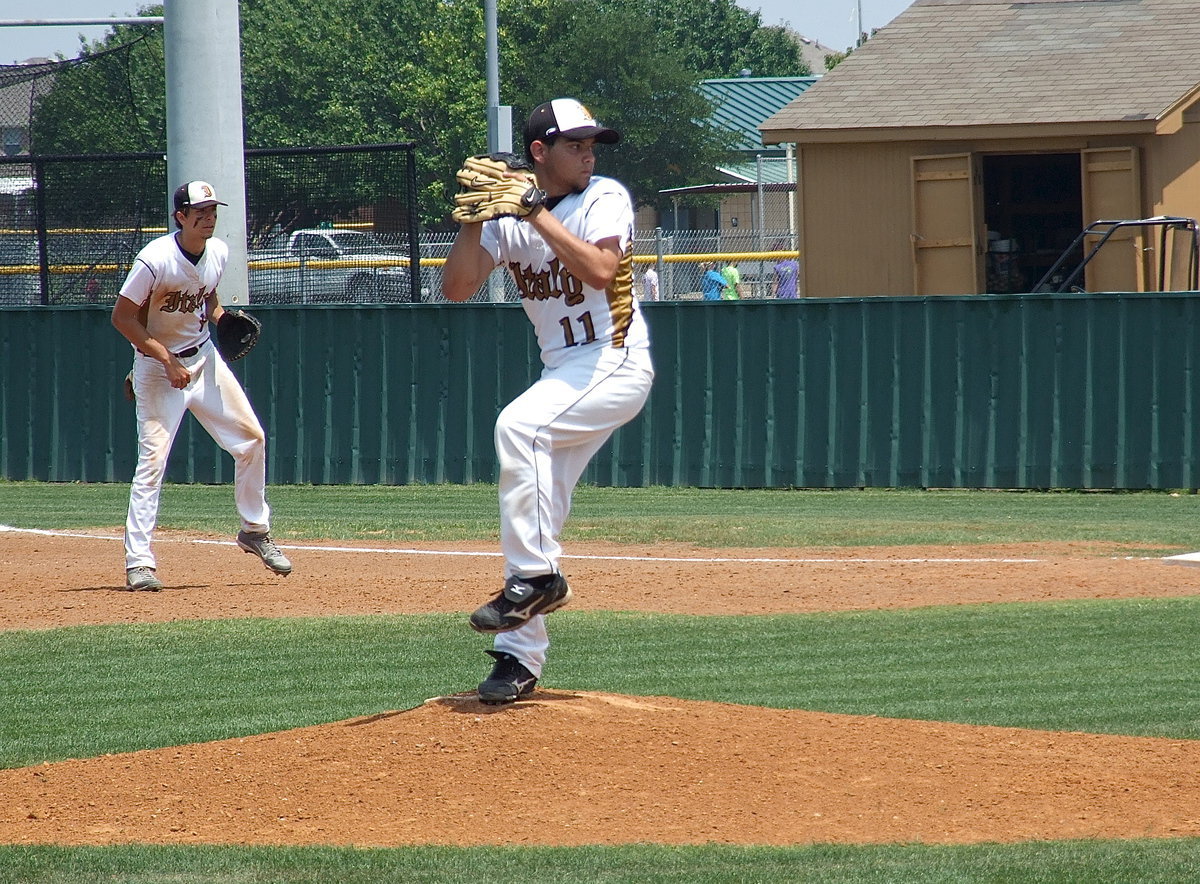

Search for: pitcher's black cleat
xmin=477 ymin=650 xmax=538 ymax=705
xmin=469 ymin=573 xmax=571 ymax=633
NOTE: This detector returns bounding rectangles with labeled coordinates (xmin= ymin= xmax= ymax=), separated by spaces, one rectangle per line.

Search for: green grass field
xmin=2 ymin=481 xmax=1198 ymax=550
xmin=1 ymin=482 xmax=1198 ymax=883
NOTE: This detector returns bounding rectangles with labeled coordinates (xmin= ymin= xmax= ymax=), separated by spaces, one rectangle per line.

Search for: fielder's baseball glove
xmin=451 ymin=152 xmax=547 ymax=223
xmin=216 ymin=309 xmax=262 ymax=362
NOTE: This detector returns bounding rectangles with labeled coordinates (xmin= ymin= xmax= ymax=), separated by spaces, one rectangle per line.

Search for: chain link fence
xmin=2 ymin=158 xmax=799 ymax=305
xmin=2 ymin=48 xmax=424 ymax=306
xmin=245 ymin=144 xmax=420 ymax=305
xmin=415 ymin=227 xmax=800 ymax=303
xmin=0 ymin=144 xmax=422 ymax=306
xmin=634 ymin=227 xmax=798 ymax=301
xmin=0 ymin=152 xmax=165 ymax=305
xmin=2 ymin=49 xmax=800 ymax=306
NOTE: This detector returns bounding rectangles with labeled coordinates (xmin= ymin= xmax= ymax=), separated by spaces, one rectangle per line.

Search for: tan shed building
xmin=760 ymin=0 xmax=1200 ymax=296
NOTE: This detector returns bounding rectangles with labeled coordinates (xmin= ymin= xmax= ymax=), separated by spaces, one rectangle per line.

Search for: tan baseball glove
xmin=451 ymin=152 xmax=547 ymax=224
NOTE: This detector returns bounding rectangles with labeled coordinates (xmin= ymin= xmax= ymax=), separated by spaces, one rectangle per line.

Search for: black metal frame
xmin=1033 ymin=216 xmax=1199 ymax=293
xmin=0 ymin=143 xmax=423 ymax=305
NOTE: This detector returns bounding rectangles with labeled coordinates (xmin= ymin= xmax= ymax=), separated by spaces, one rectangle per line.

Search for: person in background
xmin=642 ymin=264 xmax=659 ymax=301
xmin=700 ymin=261 xmax=726 ymax=301
xmin=111 ymin=180 xmax=292 ymax=591
xmin=772 ymin=242 xmax=799 ymax=299
xmin=720 ymin=260 xmax=742 ymax=300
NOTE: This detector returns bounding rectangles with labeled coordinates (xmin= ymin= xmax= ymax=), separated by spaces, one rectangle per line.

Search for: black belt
xmin=140 ymin=337 xmax=208 ymax=359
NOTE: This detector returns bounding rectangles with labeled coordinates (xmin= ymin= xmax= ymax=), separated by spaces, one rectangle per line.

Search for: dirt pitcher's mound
xmin=3 ymin=691 xmax=1200 ymax=848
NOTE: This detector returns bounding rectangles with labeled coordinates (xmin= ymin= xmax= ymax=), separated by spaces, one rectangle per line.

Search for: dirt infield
xmin=2 ymin=528 xmax=1199 ymax=847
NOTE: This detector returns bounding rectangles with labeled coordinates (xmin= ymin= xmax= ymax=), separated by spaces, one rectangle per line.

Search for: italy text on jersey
xmin=507 ymin=257 xmax=585 ymax=304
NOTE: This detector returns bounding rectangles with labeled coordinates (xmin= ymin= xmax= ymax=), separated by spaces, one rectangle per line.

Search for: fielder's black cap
xmin=173 ymin=180 xmax=227 ymax=212
xmin=523 ymin=98 xmax=620 ymax=158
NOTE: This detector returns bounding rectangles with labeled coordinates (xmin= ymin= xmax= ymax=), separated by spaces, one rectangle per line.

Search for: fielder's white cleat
xmin=125 ymin=566 xmax=163 ymax=592
xmin=237 ymin=531 xmax=293 ymax=575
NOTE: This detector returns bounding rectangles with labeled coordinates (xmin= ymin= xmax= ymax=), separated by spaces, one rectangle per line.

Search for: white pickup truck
xmin=247 ymin=228 xmax=410 ymax=302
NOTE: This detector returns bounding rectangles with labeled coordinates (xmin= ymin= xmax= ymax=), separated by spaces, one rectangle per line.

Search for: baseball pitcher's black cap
xmin=523 ymin=98 xmax=620 ymax=157
xmin=173 ymin=180 xmax=228 ymax=212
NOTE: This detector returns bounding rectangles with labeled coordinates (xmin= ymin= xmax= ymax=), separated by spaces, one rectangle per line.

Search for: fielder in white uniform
xmin=444 ymin=99 xmax=655 ymax=704
xmin=111 ymin=180 xmax=291 ymax=591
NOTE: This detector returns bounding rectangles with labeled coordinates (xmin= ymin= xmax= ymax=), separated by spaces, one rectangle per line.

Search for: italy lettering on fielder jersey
xmin=481 ymin=175 xmax=650 ymax=369
xmin=118 ymin=233 xmax=228 ymax=355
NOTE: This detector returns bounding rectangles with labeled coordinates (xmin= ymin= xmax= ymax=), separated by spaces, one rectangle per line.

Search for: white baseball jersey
xmin=478 ymin=173 xmax=655 ymax=678
xmin=118 ymin=231 xmax=271 ymax=572
xmin=119 ymin=232 xmax=228 ymax=354
xmin=481 ymin=175 xmax=650 ymax=369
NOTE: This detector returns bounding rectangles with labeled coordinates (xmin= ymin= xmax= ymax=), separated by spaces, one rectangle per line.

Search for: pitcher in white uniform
xmin=444 ymin=99 xmax=654 ymax=704
xmin=111 ymin=180 xmax=292 ymax=591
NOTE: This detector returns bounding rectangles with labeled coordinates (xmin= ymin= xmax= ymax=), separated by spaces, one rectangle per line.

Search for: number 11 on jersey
xmin=559 ymin=311 xmax=596 ymax=347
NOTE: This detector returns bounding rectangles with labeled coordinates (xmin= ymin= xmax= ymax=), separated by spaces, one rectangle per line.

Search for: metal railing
xmin=414 ymin=227 xmax=801 ymax=303
xmin=1 ymin=220 xmax=801 ymax=305
xmin=1033 ymin=216 xmax=1199 ymax=294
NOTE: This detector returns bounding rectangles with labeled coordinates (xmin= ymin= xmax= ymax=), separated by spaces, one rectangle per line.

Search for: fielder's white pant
xmin=124 ymin=340 xmax=271 ymax=569
xmin=492 ymin=346 xmax=654 ymax=676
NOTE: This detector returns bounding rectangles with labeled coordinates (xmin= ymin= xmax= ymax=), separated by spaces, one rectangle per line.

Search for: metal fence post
xmin=32 ymin=156 xmax=49 ymax=305
xmin=654 ymin=226 xmax=665 ymax=300
xmin=756 ymin=154 xmax=765 ymax=298
xmin=406 ymin=147 xmax=422 ymax=302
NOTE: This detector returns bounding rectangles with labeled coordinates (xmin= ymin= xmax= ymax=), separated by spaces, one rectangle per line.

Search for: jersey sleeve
xmin=580 ymin=182 xmax=634 ymax=250
xmin=118 ymin=257 xmax=157 ymax=306
xmin=478 ymin=221 xmax=507 ymax=267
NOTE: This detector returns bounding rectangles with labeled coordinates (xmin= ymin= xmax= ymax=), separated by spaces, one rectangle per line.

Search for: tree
xmin=618 ymin=0 xmax=811 ymax=78
xmin=26 ymin=18 xmax=166 ymax=227
xmin=238 ymin=0 xmax=485 ymax=229
xmin=498 ymin=0 xmax=742 ymax=214
xmin=823 ymin=28 xmax=879 ymax=71
xmin=28 ymin=0 xmax=811 ymax=227
xmin=824 ymin=50 xmax=850 ymax=71
xmin=28 ymin=22 xmax=164 ymax=155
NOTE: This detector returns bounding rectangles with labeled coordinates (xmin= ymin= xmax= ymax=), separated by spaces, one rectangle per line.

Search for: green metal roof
xmin=700 ymin=76 xmax=819 ymax=152
xmin=715 ymin=158 xmax=793 ymax=185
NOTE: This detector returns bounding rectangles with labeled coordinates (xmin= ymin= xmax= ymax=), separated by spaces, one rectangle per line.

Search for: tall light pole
xmin=165 ymin=0 xmax=250 ymax=304
xmin=485 ymin=0 xmax=511 ymax=153
xmin=484 ymin=0 xmax=510 ymax=301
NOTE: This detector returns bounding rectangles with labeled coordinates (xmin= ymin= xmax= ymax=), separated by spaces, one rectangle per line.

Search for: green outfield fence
xmin=3 ymin=291 xmax=1199 ymax=489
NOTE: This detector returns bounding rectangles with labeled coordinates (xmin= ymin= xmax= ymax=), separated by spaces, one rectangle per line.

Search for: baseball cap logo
xmin=174 ymin=179 xmax=228 ymax=211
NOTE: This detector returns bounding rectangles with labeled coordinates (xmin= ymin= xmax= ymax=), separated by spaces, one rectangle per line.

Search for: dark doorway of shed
xmin=982 ymin=153 xmax=1082 ymax=293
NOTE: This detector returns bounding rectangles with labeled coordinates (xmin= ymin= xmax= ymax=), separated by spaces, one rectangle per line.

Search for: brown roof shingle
xmin=762 ymin=0 xmax=1200 ymax=139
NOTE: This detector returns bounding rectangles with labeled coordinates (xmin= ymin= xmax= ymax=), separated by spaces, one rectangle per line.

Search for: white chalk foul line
xmin=3 ymin=524 xmax=1174 ymax=564
xmin=0 ymin=523 xmax=1056 ymax=564
xmin=1163 ymin=551 xmax=1200 ymax=567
